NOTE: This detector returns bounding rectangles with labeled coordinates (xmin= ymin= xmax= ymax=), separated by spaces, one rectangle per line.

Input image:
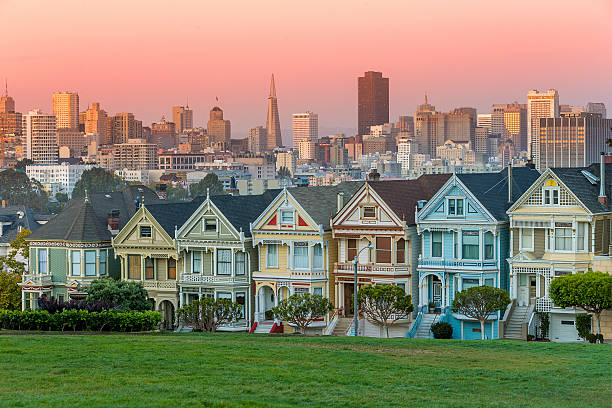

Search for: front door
xmin=433 ymin=282 xmax=442 ymax=307
xmin=344 ymin=283 xmax=354 ymax=316
xmin=529 ymin=275 xmax=537 ymax=304
xmin=518 ymin=274 xmax=531 ymax=306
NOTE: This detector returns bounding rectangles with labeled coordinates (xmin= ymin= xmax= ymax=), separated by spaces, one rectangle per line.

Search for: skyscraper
xmin=248 ymin=126 xmax=267 ymax=154
xmin=527 ymin=89 xmax=559 ymax=163
xmin=358 ymin=71 xmax=389 ymax=135
xmin=586 ymin=102 xmax=606 ymax=119
xmin=22 ymin=109 xmax=58 ymax=164
xmin=84 ymin=102 xmax=109 ymax=144
xmin=52 ymin=91 xmax=79 ymax=129
xmin=172 ymin=105 xmax=193 ymax=134
xmin=151 ymin=117 xmax=177 ymax=149
xmin=0 ymin=81 xmax=15 ymax=114
xmin=266 ymin=74 xmax=282 ymax=150
xmin=503 ymin=103 xmax=527 ymax=152
xmin=207 ymin=106 xmax=231 ymax=146
xmin=111 ymin=113 xmax=142 ymax=144
xmin=0 ymin=82 xmax=22 ymax=139
xmin=292 ymin=112 xmax=318 ymax=147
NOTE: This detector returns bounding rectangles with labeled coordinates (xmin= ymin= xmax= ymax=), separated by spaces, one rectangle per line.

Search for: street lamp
xmin=353 ymin=244 xmax=374 ymax=336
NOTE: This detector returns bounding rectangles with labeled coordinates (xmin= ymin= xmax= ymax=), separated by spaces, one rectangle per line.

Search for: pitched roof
xmin=210 ymin=190 xmax=281 ymax=237
xmin=28 ymin=198 xmax=111 ymax=242
xmin=552 ymin=162 xmax=612 ymax=213
xmin=144 ymin=197 xmax=206 ymax=237
xmin=458 ymin=166 xmax=540 ymax=220
xmin=368 ymin=174 xmax=451 ymax=225
xmin=0 ymin=205 xmax=49 ymax=244
xmin=289 ymin=182 xmax=364 ymax=229
xmin=88 ymin=185 xmax=163 ymax=229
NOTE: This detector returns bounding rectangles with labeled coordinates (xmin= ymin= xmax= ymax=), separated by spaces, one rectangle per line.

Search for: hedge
xmin=0 ymin=309 xmax=161 ymax=332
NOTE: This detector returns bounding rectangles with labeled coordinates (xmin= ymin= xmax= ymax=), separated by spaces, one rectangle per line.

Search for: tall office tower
xmin=0 ymin=81 xmax=15 ymax=113
xmin=111 ymin=113 xmax=142 ymax=144
xmin=503 ymin=102 xmax=527 ymax=152
xmin=586 ymin=102 xmax=606 ymax=118
xmin=396 ymin=116 xmax=414 ymax=137
xmin=292 ymin=112 xmax=318 ymax=147
xmin=0 ymin=83 xmax=22 ymax=140
xmin=527 ymin=89 xmax=559 ymax=163
xmin=113 ymin=138 xmax=158 ymax=170
xmin=474 ymin=126 xmax=490 ymax=155
xmin=416 ymin=93 xmax=435 ymax=113
xmin=84 ymin=103 xmax=109 ymax=144
xmin=447 ymin=108 xmax=476 ymax=144
xmin=248 ymin=126 xmax=267 ymax=154
xmin=172 ymin=105 xmax=193 ymax=134
xmin=206 ymin=106 xmax=231 ymax=145
xmin=537 ymin=112 xmax=612 ymax=171
xmin=414 ymin=112 xmax=443 ymax=157
xmin=52 ymin=92 xmax=80 ymax=129
xmin=151 ymin=118 xmax=177 ymax=149
xmin=357 ymin=71 xmax=389 ymax=135
xmin=57 ymin=128 xmax=86 ymax=157
xmin=477 ymin=114 xmax=492 ymax=130
xmin=491 ymin=104 xmax=508 ymax=136
xmin=266 ymin=74 xmax=282 ymax=150
xmin=22 ymin=110 xmax=58 ymax=164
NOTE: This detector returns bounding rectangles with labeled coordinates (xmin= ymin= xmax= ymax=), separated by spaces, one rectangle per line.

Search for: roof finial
xmin=141 ymin=195 xmax=145 ymax=207
xmin=270 ymin=74 xmax=276 ymax=98
xmin=186 ymin=96 xmax=189 ymax=109
xmin=84 ymin=189 xmax=89 ymax=203
xmin=424 ymin=92 xmax=428 ymax=105
xmin=3 ymin=79 xmax=7 ymax=97
xmin=206 ymin=187 xmax=210 ymax=199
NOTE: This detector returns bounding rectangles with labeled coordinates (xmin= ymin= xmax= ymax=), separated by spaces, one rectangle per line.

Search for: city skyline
xmin=1 ymin=0 xmax=611 ymax=140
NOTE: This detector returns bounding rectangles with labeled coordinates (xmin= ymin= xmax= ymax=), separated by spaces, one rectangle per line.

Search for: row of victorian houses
xmin=19 ymin=156 xmax=612 ymax=342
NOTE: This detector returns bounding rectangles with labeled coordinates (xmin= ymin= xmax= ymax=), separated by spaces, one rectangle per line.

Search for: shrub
xmin=37 ymin=296 xmax=117 ymax=313
xmin=575 ymin=313 xmax=592 ymax=339
xmin=177 ymin=298 xmax=242 ymax=332
xmin=86 ymin=279 xmax=151 ymax=311
xmin=272 ymin=293 xmax=333 ymax=334
xmin=0 ymin=309 xmax=161 ymax=332
xmin=585 ymin=333 xmax=604 ymax=344
xmin=431 ymin=322 xmax=453 ymax=339
xmin=536 ymin=312 xmax=550 ymax=339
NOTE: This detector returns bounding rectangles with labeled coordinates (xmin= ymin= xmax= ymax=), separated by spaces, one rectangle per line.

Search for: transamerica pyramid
xmin=265 ymin=74 xmax=282 ymax=149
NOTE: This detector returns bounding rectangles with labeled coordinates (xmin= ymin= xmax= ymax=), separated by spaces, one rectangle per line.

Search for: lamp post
xmin=353 ymin=244 xmax=374 ymax=336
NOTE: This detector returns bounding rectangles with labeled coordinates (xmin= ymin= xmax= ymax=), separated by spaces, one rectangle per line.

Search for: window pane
xmin=555 ymin=228 xmax=572 ymax=251
xmin=432 ymin=232 xmax=442 ymax=257
xmin=484 ymin=232 xmax=494 ymax=259
xmin=140 ymin=226 xmax=152 ymax=238
xmin=167 ymin=258 xmax=176 ymax=279
xmin=313 ymin=244 xmax=323 ymax=269
xmin=577 ymin=223 xmax=586 ymax=251
xmin=99 ymin=250 xmax=107 ymax=275
xmin=128 ymin=255 xmax=141 ymax=279
xmin=347 ymin=239 xmax=357 ymax=261
xmin=193 ymin=251 xmax=202 ymax=273
xmin=217 ymin=249 xmax=232 ymax=275
xmin=449 ymin=199 xmax=455 ymax=215
xmin=85 ymin=251 xmax=96 ymax=276
xmin=457 ymin=199 xmax=464 ymax=215
xmin=236 ymin=292 xmax=245 ymax=318
xmin=462 ymin=231 xmax=479 ymax=259
xmin=396 ymin=239 xmax=405 ymax=264
xmin=145 ymin=257 xmax=154 ymax=279
xmin=294 ymin=244 xmax=309 ymax=269
xmin=71 ymin=251 xmax=81 ymax=276
xmin=521 ymin=228 xmax=533 ymax=249
xmin=235 ymin=252 xmax=246 ymax=275
xmin=463 ymin=278 xmax=479 ymax=289
xmin=376 ymin=237 xmax=391 ymax=263
xmin=313 ymin=287 xmax=323 ymax=296
xmin=38 ymin=249 xmax=47 ymax=274
xmin=281 ymin=210 xmax=294 ymax=224
xmin=363 ymin=206 xmax=376 ymax=218
xmin=266 ymin=244 xmax=278 ymax=268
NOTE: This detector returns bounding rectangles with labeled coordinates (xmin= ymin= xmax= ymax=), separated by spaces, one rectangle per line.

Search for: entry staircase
xmin=503 ymin=305 xmax=529 ymax=340
xmin=253 ymin=321 xmax=274 ymax=334
xmin=414 ymin=313 xmax=437 ymax=339
xmin=332 ymin=317 xmax=352 ymax=336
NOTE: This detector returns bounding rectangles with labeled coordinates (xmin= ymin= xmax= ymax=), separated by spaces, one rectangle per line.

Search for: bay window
xmin=85 ymin=250 xmax=97 ymax=276
xmin=554 ymin=227 xmax=572 ymax=251
xmin=313 ymin=287 xmax=323 ymax=296
xmin=462 ymin=278 xmax=479 ymax=290
xmin=293 ymin=243 xmax=309 ymax=269
xmin=235 ymin=252 xmax=246 ymax=275
xmin=266 ymin=244 xmax=278 ymax=268
xmin=217 ymin=249 xmax=232 ymax=275
xmin=71 ymin=250 xmax=81 ymax=276
xmin=577 ymin=222 xmax=587 ymax=251
xmin=313 ymin=244 xmax=323 ymax=269
xmin=431 ymin=232 xmax=443 ymax=258
xmin=520 ymin=228 xmax=534 ymax=251
xmin=462 ymin=231 xmax=479 ymax=259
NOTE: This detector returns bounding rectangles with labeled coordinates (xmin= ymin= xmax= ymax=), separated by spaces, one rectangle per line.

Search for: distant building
xmin=22 ymin=110 xmax=58 ymax=165
xmin=474 ymin=126 xmax=490 ymax=155
xmin=396 ymin=116 xmax=414 ymax=137
xmin=83 ymin=103 xmax=109 ymax=144
xmin=358 ymin=71 xmax=389 ymax=135
xmin=151 ymin=118 xmax=177 ymax=149
xmin=292 ymin=111 xmax=318 ymax=148
xmin=503 ymin=103 xmax=528 ymax=152
xmin=298 ymin=139 xmax=317 ymax=161
xmin=276 ymin=151 xmax=296 ymax=176
xmin=206 ymin=106 xmax=231 ymax=146
xmin=477 ymin=113 xmax=492 ymax=130
xmin=527 ymin=89 xmax=559 ymax=162
xmin=52 ymin=92 xmax=79 ymax=129
xmin=113 ymin=139 xmax=158 ymax=170
xmin=26 ymin=162 xmax=93 ymax=197
xmin=233 ymin=156 xmax=276 ymax=180
xmin=586 ymin=102 xmax=606 ymax=118
xmin=111 ymin=113 xmax=142 ymax=144
xmin=172 ymin=105 xmax=193 ymax=134
xmin=57 ymin=128 xmax=86 ymax=157
xmin=248 ymin=126 xmax=267 ymax=154
xmin=266 ymin=74 xmax=282 ymax=150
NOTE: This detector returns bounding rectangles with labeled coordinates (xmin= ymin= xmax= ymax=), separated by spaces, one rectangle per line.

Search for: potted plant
xmin=428 ymin=301 xmax=437 ymax=313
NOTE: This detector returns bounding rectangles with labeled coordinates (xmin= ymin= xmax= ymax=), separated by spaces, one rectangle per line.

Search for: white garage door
xmin=550 ymin=315 xmax=581 ymax=342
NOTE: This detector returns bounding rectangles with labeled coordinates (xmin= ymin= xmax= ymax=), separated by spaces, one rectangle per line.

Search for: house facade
xmin=330 ymin=175 xmax=450 ymax=337
xmin=176 ymin=191 xmax=278 ymax=331
xmin=22 ymin=198 xmax=120 ymax=309
xmin=250 ymin=184 xmax=361 ymax=334
xmin=506 ymin=161 xmax=611 ymax=342
xmin=415 ymin=167 xmax=539 ymax=340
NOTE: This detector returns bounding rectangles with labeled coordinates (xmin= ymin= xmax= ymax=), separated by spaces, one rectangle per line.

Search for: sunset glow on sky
xmin=1 ymin=0 xmax=611 ymax=140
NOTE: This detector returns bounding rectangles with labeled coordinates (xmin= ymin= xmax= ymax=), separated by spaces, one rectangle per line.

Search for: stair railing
xmin=324 ymin=309 xmax=339 ymax=336
xmin=407 ymin=306 xmax=423 ymax=338
xmin=499 ymin=299 xmax=515 ymax=339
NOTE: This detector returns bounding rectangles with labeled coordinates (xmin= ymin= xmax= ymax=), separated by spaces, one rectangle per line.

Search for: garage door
xmin=550 ymin=315 xmax=581 ymax=342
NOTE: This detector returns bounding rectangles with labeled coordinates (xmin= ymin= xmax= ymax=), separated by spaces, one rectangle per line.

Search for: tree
xmin=14 ymin=159 xmax=33 ymax=170
xmin=190 ymin=173 xmax=225 ymax=198
xmin=272 ymin=293 xmax=333 ymax=334
xmin=166 ymin=184 xmax=189 ymax=202
xmin=277 ymin=166 xmax=291 ymax=179
xmin=85 ymin=278 xmax=151 ymax=312
xmin=357 ymin=285 xmax=414 ymax=338
xmin=549 ymin=271 xmax=612 ymax=338
xmin=55 ymin=192 xmax=69 ymax=205
xmin=72 ymin=167 xmax=125 ymax=198
xmin=177 ymin=298 xmax=242 ymax=332
xmin=0 ymin=229 xmax=31 ymax=310
xmin=0 ymin=169 xmax=49 ymax=211
xmin=451 ymin=286 xmax=510 ymax=340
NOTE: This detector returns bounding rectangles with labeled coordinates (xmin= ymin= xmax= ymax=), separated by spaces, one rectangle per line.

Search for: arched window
xmin=396 ymin=238 xmax=406 ymax=264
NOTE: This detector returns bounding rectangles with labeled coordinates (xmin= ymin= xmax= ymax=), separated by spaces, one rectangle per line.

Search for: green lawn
xmin=0 ymin=333 xmax=610 ymax=407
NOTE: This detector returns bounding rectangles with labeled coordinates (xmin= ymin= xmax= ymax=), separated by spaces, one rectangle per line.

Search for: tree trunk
xmin=480 ymin=320 xmax=486 ymax=340
xmin=385 ymin=323 xmax=389 ymax=338
xmin=595 ymin=312 xmax=601 ymax=342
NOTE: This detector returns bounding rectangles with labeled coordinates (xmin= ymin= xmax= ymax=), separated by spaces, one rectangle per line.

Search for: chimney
xmin=599 ymin=152 xmax=607 ymax=207
xmin=107 ymin=210 xmax=120 ymax=233
xmin=337 ymin=192 xmax=344 ymax=213
xmin=156 ymin=183 xmax=167 ymax=200
xmin=507 ymin=164 xmax=513 ymax=203
xmin=368 ymin=170 xmax=380 ymax=181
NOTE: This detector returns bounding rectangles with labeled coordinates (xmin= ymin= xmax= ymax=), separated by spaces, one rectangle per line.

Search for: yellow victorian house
xmin=505 ymin=159 xmax=611 ymax=342
xmin=112 ymin=199 xmax=204 ymax=329
xmin=250 ymin=183 xmax=361 ymax=334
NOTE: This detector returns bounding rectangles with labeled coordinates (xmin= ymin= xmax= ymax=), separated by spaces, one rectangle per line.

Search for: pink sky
xmin=1 ymin=0 xmax=611 ymax=142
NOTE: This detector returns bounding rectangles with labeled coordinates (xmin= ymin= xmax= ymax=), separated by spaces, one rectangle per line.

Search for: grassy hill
xmin=0 ymin=333 xmax=610 ymax=407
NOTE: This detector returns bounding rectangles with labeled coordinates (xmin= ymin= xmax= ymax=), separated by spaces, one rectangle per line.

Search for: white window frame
xmin=431 ymin=231 xmax=443 ymax=258
xmin=99 ymin=250 xmax=107 ymax=276
xmin=38 ymin=248 xmax=48 ymax=275
xmin=280 ymin=210 xmax=294 ymax=225
xmin=203 ymin=218 xmax=217 ymax=233
xmin=216 ymin=249 xmax=232 ymax=276
xmin=553 ymin=227 xmax=573 ymax=252
xmin=312 ymin=244 xmax=323 ymax=270
xmin=192 ymin=251 xmax=202 ymax=274
xmin=70 ymin=250 xmax=81 ymax=276
xmin=447 ymin=197 xmax=464 ymax=216
xmin=293 ymin=243 xmax=309 ymax=270
xmin=84 ymin=250 xmax=97 ymax=276
xmin=235 ymin=252 xmax=246 ymax=275
xmin=266 ymin=244 xmax=279 ymax=268
xmin=313 ymin=287 xmax=323 ymax=296
xmin=576 ymin=222 xmax=587 ymax=252
xmin=542 ymin=187 xmax=560 ymax=205
xmin=520 ymin=228 xmax=534 ymax=252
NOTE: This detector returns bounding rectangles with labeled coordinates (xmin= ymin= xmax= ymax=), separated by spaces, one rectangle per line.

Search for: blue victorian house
xmin=411 ymin=166 xmax=539 ymax=339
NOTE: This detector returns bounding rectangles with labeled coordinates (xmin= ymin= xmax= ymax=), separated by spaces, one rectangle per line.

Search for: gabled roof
xmin=28 ymin=198 xmax=111 ymax=242
xmin=144 ymin=197 xmax=207 ymax=237
xmin=209 ymin=190 xmax=281 ymax=237
xmin=0 ymin=205 xmax=49 ymax=244
xmin=367 ymin=174 xmax=451 ymax=225
xmin=88 ymin=185 xmax=163 ymax=229
xmin=288 ymin=183 xmax=363 ymax=229
xmin=458 ymin=166 xmax=540 ymax=220
xmin=551 ymin=162 xmax=611 ymax=213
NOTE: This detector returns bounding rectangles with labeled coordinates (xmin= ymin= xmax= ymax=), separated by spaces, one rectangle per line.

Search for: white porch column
xmin=21 ymin=291 xmax=25 ymax=311
xmin=179 ymin=292 xmax=184 ymax=308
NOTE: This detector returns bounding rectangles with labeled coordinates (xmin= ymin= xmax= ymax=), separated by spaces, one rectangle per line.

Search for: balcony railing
xmin=142 ymin=281 xmax=177 ymax=290
xmin=20 ymin=274 xmax=53 ymax=285
xmin=179 ymin=274 xmax=249 ymax=285
xmin=418 ymin=258 xmax=498 ymax=269
xmin=290 ymin=269 xmax=327 ymax=279
xmin=335 ymin=263 xmax=411 ymax=275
